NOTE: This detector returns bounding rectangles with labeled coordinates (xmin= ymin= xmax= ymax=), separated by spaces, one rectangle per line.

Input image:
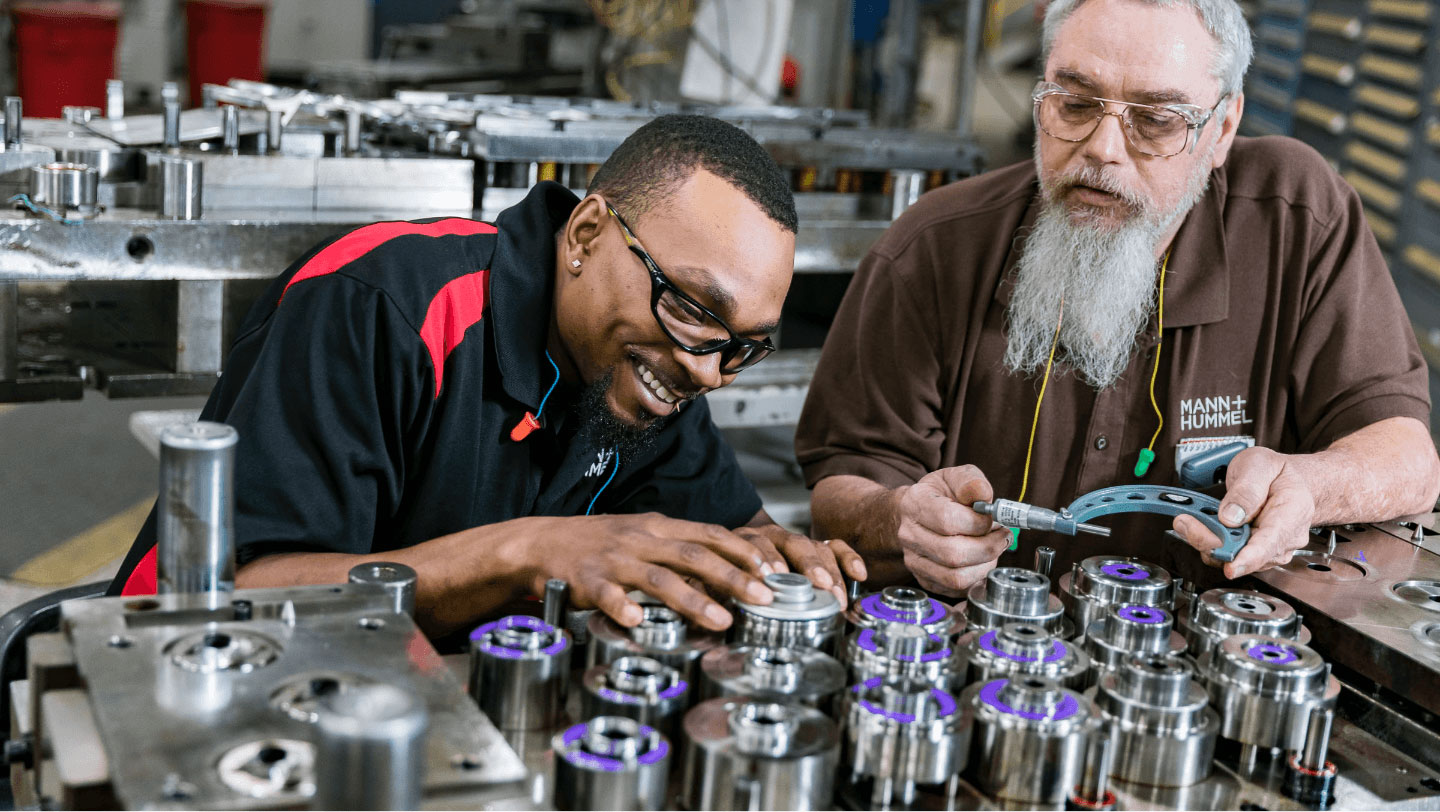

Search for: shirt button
xmin=1094 ymin=435 xmax=1109 ymax=450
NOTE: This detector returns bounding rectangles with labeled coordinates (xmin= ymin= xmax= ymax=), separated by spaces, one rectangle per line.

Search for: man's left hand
xmin=737 ymin=519 xmax=867 ymax=607
xmin=1171 ymin=447 xmax=1317 ymax=579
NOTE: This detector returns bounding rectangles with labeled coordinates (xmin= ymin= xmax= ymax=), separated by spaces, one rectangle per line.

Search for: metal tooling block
xmin=1255 ymin=518 xmax=1440 ymax=720
xmin=53 ymin=585 xmax=528 ymax=809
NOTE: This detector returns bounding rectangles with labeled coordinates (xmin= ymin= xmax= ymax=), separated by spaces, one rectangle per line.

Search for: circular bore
xmin=216 ymin=739 xmax=315 ymax=801
xmin=269 ymin=672 xmax=377 ymax=724
xmin=166 ymin=628 xmax=281 ymax=674
xmin=471 ymin=615 xmax=568 ymax=659
xmin=1392 ymin=580 xmax=1440 ymax=612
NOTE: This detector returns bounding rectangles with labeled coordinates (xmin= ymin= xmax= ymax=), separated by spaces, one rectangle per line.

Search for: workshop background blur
xmin=0 ymin=0 xmax=1437 ymax=615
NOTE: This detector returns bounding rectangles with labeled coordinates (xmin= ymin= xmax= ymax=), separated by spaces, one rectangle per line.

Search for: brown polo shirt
xmin=795 ymin=136 xmax=1431 ymax=585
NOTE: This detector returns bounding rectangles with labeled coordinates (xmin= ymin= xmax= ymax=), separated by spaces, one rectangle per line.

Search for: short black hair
xmin=588 ymin=114 xmax=797 ymax=233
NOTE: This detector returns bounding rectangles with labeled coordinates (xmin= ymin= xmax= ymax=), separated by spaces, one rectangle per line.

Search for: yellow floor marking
xmin=10 ymin=495 xmax=153 ymax=587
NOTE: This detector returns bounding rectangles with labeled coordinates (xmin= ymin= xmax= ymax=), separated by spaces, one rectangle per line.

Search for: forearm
xmin=237 ymin=519 xmax=536 ymax=638
xmin=810 ymin=475 xmax=911 ymax=584
xmin=1289 ymin=416 xmax=1440 ymax=526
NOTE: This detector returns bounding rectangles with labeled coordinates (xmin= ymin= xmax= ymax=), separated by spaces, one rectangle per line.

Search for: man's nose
xmin=1080 ymin=107 xmax=1130 ymax=165
xmin=674 ymin=347 xmax=724 ymax=392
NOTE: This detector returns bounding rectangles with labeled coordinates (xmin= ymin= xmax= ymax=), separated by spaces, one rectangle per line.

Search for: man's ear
xmin=562 ymin=194 xmax=608 ymax=275
xmin=1209 ymin=92 xmax=1245 ymax=170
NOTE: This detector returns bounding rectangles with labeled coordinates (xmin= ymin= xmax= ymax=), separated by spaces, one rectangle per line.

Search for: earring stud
xmin=571 ymin=259 xmax=581 ymax=268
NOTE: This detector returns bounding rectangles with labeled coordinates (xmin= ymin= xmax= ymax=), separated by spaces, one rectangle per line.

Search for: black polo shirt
xmin=112 ymin=182 xmax=762 ymax=595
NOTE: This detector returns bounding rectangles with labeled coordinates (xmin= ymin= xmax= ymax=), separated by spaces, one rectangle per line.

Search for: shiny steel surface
xmin=964 ymin=566 xmax=1071 ymax=636
xmin=700 ymin=644 xmax=847 ymax=707
xmin=846 ymin=585 xmax=963 ymax=636
xmin=1084 ymin=602 xmax=1188 ymax=676
xmin=1199 ymin=634 xmax=1340 ymax=751
xmin=588 ymin=604 xmax=724 ymax=681
xmin=552 ymin=716 xmax=671 ymax=811
xmin=469 ymin=614 xmax=571 ymax=731
xmin=961 ymin=675 xmax=1098 ymax=804
xmin=845 ymin=621 xmax=965 ymax=689
xmin=156 ymin=421 xmax=237 ymax=609
xmin=580 ymin=656 xmax=690 ymax=738
xmin=347 ymin=562 xmax=417 ymax=616
xmin=1096 ymin=654 xmax=1218 ymax=787
xmin=840 ymin=675 xmax=967 ymax=808
xmin=1184 ymin=588 xmax=1310 ymax=662
xmin=1061 ymin=556 xmax=1175 ymax=639
xmin=682 ymin=698 xmax=839 ymax=810
xmin=959 ymin=621 xmax=1090 ymax=689
xmin=312 ymin=682 xmax=428 ymax=811
xmin=49 ymin=585 xmax=529 ymax=809
xmin=28 ymin=162 xmax=100 ymax=218
xmin=735 ymin=572 xmax=844 ymax=654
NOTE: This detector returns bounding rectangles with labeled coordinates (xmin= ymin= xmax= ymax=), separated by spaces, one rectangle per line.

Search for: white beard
xmin=1004 ymin=147 xmax=1215 ymax=390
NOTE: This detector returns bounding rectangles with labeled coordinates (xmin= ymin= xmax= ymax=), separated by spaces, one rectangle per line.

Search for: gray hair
xmin=1041 ymin=0 xmax=1253 ymax=112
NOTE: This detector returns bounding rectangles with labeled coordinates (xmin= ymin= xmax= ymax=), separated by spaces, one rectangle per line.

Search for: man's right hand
xmin=507 ymin=512 xmax=775 ymax=632
xmin=895 ymin=464 xmax=1011 ymax=596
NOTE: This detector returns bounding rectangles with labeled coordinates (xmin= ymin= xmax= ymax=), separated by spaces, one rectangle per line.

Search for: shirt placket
xmin=1072 ymin=331 xmax=1159 ymax=496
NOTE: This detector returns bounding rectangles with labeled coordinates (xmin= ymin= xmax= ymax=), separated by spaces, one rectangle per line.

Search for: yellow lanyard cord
xmin=1135 ymin=252 xmax=1170 ymax=477
xmin=1011 ymin=299 xmax=1064 ymax=550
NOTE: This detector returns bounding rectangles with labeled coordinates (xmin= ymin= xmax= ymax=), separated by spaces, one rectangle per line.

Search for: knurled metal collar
xmin=736 ymin=572 xmax=841 ymax=622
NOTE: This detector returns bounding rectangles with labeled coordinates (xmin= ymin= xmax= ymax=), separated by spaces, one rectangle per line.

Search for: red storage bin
xmin=185 ymin=0 xmax=268 ymax=107
xmin=10 ymin=1 xmax=121 ymax=118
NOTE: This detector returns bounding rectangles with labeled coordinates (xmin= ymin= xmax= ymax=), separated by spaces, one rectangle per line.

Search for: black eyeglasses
xmin=607 ymin=205 xmax=776 ymax=374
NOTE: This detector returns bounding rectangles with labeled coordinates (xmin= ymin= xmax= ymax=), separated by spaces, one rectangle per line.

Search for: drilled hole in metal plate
xmin=108 ymin=635 xmax=133 ymax=649
xmin=1101 ymin=496 xmax=1115 ymax=502
xmin=1016 ymin=627 xmax=1037 ymax=635
xmin=1421 ymin=777 xmax=1440 ymax=791
xmin=1159 ymin=492 xmax=1193 ymax=504
xmin=452 ymin=753 xmax=484 ymax=770
xmin=1307 ymin=563 xmax=1332 ymax=572
xmin=1127 ymin=493 xmax=1146 ymax=500
xmin=358 ymin=617 xmax=385 ymax=630
xmin=125 ymin=599 xmax=159 ymax=612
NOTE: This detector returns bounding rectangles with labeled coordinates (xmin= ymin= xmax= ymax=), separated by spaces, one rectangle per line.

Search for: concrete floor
xmin=0 ymin=63 xmax=1040 ymax=618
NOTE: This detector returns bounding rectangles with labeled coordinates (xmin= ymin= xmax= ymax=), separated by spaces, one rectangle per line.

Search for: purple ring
xmin=978 ymin=679 xmax=1079 ymax=721
xmin=1101 ymin=562 xmax=1150 ymax=581
xmin=471 ymin=615 xmax=568 ymax=658
xmin=855 ymin=629 xmax=953 ymax=662
xmin=595 ymin=679 xmax=686 ymax=705
xmin=560 ymin=722 xmax=668 ymax=770
xmin=1117 ymin=605 xmax=1168 ymax=625
xmin=859 ymin=593 xmax=946 ymax=626
xmin=851 ymin=677 xmax=959 ymax=722
xmin=1245 ymin=642 xmax=1299 ymax=664
xmin=977 ymin=630 xmax=1066 ymax=663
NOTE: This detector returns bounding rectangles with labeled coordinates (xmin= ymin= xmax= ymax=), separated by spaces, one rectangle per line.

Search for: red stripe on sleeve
xmin=279 ymin=219 xmax=498 ymax=303
xmin=121 ymin=546 xmax=158 ymax=596
xmin=419 ymin=270 xmax=490 ymax=398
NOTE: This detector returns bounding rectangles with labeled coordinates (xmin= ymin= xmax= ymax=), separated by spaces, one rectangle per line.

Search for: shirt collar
xmin=488 ymin=181 xmax=582 ymax=411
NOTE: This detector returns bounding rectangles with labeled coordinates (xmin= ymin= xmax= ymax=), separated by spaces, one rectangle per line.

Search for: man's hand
xmin=1172 ymin=447 xmax=1316 ymax=579
xmin=508 ymin=512 xmax=774 ymax=632
xmin=895 ymin=464 xmax=1011 ymax=596
xmin=738 ymin=513 xmax=868 ymax=608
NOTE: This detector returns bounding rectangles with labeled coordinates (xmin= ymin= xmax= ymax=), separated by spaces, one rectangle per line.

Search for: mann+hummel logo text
xmin=1180 ymin=395 xmax=1253 ymax=432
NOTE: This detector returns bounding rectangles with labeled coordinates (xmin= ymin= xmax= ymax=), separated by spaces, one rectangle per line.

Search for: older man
xmin=796 ymin=0 xmax=1439 ymax=594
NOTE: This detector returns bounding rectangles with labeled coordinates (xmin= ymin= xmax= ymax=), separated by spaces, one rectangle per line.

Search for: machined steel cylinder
xmin=847 ymin=585 xmax=963 ymax=636
xmin=841 ymin=676 xmax=967 ymax=809
xmin=845 ymin=621 xmax=964 ymax=688
xmin=961 ymin=621 xmax=1090 ymax=689
xmin=221 ymin=105 xmax=240 ymax=152
xmin=29 ymin=161 xmax=100 ymax=218
xmin=313 ymin=682 xmax=428 ymax=811
xmin=734 ymin=572 xmax=844 ymax=654
xmin=159 ymin=155 xmax=203 ymax=220
xmin=581 ymin=656 xmax=690 ymax=738
xmin=553 ymin=716 xmax=671 ymax=811
xmin=468 ymin=615 xmax=570 ymax=730
xmin=1198 ymin=634 xmax=1339 ymax=751
xmin=1084 ymin=603 xmax=1188 ymax=677
xmin=961 ymin=675 xmax=1098 ymax=804
xmin=966 ymin=566 xmax=1070 ymax=636
xmin=347 ymin=562 xmax=417 ymax=616
xmin=1185 ymin=588 xmax=1310 ymax=662
xmin=266 ymin=109 xmax=284 ymax=153
xmin=682 ymin=698 xmax=839 ymax=810
xmin=162 ymin=94 xmax=182 ymax=149
xmin=1061 ymin=556 xmax=1174 ymax=639
xmin=106 ymin=79 xmax=125 ymax=119
xmin=4 ymin=97 xmax=22 ymax=149
xmin=588 ymin=604 xmax=723 ymax=681
xmin=701 ymin=643 xmax=847 ymax=708
xmin=1095 ymin=654 xmax=1218 ymax=787
xmin=157 ymin=421 xmax=238 ymax=608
